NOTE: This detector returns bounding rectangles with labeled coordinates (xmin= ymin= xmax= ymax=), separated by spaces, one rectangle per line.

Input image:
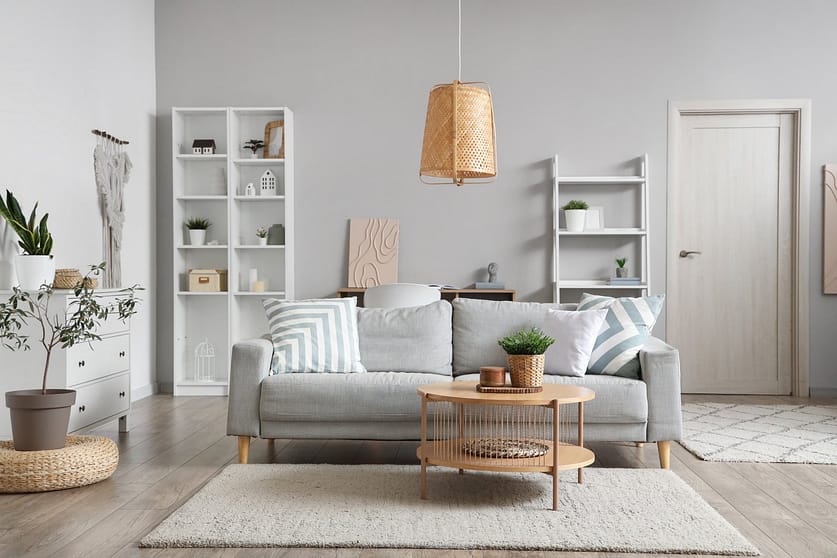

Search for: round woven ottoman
xmin=0 ymin=435 xmax=119 ymax=493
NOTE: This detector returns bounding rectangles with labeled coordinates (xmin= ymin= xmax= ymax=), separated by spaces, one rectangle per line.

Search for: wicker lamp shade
xmin=420 ymin=80 xmax=497 ymax=186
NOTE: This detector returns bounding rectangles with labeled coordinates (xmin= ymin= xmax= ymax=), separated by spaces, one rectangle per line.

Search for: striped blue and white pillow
xmin=577 ymin=293 xmax=665 ymax=378
xmin=263 ymin=297 xmax=366 ymax=374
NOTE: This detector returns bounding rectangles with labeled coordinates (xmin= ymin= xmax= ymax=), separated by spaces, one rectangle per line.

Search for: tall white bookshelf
xmin=172 ymin=107 xmax=294 ymax=395
xmin=552 ymin=154 xmax=650 ymax=303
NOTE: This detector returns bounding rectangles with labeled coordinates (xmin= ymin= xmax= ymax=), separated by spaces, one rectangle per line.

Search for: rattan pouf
xmin=0 ymin=435 xmax=119 ymax=493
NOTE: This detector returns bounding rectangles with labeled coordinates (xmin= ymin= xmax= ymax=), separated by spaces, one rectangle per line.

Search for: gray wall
xmin=155 ymin=0 xmax=837 ymax=392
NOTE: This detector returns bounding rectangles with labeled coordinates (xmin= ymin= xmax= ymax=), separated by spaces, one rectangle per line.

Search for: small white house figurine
xmin=192 ymin=139 xmax=217 ymax=155
xmin=245 ymin=182 xmax=256 ymax=197
xmin=260 ymin=169 xmax=277 ymax=196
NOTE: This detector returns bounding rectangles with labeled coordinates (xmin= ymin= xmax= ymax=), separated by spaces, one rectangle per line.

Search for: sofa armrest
xmin=640 ymin=336 xmax=682 ymax=442
xmin=226 ymin=338 xmax=273 ymax=437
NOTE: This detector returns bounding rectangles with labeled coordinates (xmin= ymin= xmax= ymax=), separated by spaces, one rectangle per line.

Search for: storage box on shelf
xmin=552 ymin=154 xmax=650 ymax=303
xmin=172 ymin=107 xmax=294 ymax=396
xmin=0 ymin=291 xmax=132 ymax=439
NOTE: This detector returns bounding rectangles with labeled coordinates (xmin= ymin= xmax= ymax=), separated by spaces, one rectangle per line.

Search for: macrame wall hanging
xmin=92 ymin=129 xmax=131 ymax=288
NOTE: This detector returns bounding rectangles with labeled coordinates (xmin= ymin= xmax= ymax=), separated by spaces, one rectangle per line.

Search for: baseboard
xmin=810 ymin=388 xmax=837 ymax=398
xmin=132 ymin=382 xmax=158 ymax=401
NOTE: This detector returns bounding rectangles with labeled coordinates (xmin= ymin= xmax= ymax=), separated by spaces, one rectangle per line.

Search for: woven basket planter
xmin=53 ymin=269 xmax=98 ymax=290
xmin=507 ymin=354 xmax=545 ymax=388
xmin=0 ymin=435 xmax=118 ymax=493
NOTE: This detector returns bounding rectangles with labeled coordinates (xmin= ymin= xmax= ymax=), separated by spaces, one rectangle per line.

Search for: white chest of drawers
xmin=0 ymin=290 xmax=132 ymax=439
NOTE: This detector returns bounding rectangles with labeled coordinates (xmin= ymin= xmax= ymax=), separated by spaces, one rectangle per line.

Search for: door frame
xmin=667 ymin=99 xmax=812 ymax=396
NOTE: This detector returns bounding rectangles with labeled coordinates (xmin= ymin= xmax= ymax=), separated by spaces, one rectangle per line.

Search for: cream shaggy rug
xmin=141 ymin=464 xmax=758 ymax=554
xmin=681 ymin=402 xmax=837 ymax=463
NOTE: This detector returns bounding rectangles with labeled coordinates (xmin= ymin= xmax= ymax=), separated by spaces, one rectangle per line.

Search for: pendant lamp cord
xmin=458 ymin=0 xmax=462 ymax=81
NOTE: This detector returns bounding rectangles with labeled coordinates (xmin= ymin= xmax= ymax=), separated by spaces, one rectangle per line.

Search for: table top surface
xmin=418 ymin=381 xmax=595 ymax=405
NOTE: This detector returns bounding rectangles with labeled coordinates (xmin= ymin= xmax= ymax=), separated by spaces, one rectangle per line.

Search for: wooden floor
xmin=2 ymin=394 xmax=836 ymax=558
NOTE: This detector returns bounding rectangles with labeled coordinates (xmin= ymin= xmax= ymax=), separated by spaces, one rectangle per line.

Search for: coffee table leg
xmin=420 ymin=396 xmax=428 ymax=500
xmin=458 ymin=403 xmax=464 ymax=474
xmin=578 ymin=401 xmax=584 ymax=484
xmin=553 ymin=400 xmax=560 ymax=511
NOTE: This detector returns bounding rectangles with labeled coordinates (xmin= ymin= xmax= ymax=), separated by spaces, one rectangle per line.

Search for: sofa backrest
xmin=452 ymin=298 xmax=573 ymax=376
xmin=357 ymin=299 xmax=452 ymax=375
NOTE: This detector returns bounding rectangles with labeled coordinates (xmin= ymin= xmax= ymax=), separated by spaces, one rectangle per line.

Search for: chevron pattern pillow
xmin=577 ymin=293 xmax=665 ymax=378
xmin=263 ymin=297 xmax=366 ymax=374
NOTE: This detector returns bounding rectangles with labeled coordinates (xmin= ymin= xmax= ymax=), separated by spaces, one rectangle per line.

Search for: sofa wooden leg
xmin=657 ymin=440 xmax=671 ymax=469
xmin=238 ymin=436 xmax=251 ymax=464
xmin=635 ymin=442 xmax=645 ymax=448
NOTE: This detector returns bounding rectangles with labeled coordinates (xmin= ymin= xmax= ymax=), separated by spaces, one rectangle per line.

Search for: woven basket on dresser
xmin=0 ymin=435 xmax=119 ymax=493
xmin=507 ymin=354 xmax=545 ymax=388
xmin=53 ymin=269 xmax=98 ymax=290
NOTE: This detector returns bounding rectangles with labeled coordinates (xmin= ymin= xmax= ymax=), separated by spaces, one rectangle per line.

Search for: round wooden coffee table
xmin=416 ymin=381 xmax=595 ymax=511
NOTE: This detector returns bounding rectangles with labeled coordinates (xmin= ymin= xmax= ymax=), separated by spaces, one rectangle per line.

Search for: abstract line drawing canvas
xmin=348 ymin=218 xmax=399 ymax=288
xmin=825 ymin=165 xmax=837 ymax=294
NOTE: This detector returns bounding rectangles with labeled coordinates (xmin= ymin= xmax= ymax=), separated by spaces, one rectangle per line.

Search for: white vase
xmin=189 ymin=229 xmax=207 ymax=246
xmin=565 ymin=209 xmax=587 ymax=232
xmin=15 ymin=254 xmax=55 ymax=291
xmin=257 ymin=237 xmax=268 ymax=246
xmin=250 ymin=152 xmax=258 ymax=159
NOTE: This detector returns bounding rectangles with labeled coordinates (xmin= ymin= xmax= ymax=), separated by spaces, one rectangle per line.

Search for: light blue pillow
xmin=577 ymin=293 xmax=665 ymax=378
xmin=263 ymin=297 xmax=366 ymax=374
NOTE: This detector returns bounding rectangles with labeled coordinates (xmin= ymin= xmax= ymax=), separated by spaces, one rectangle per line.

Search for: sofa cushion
xmin=454 ymin=374 xmax=648 ymax=424
xmin=263 ymin=297 xmax=366 ymax=374
xmin=543 ymin=308 xmax=608 ymax=376
xmin=452 ymin=298 xmax=562 ymax=375
xmin=357 ymin=300 xmax=452 ymax=375
xmin=578 ymin=293 xmax=665 ymax=378
xmin=260 ymin=372 xmax=446 ymax=422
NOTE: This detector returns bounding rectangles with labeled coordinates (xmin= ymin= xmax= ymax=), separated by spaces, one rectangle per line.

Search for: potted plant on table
xmin=562 ymin=199 xmax=589 ymax=232
xmin=498 ymin=327 xmax=555 ymax=388
xmin=242 ymin=139 xmax=264 ymax=159
xmin=185 ymin=217 xmax=211 ymax=246
xmin=616 ymin=257 xmax=628 ymax=278
xmin=0 ymin=190 xmax=54 ymax=290
xmin=0 ymin=263 xmax=140 ymax=450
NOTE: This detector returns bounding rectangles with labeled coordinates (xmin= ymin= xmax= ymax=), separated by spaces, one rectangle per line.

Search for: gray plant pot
xmin=616 ymin=267 xmax=628 ymax=278
xmin=5 ymin=389 xmax=76 ymax=451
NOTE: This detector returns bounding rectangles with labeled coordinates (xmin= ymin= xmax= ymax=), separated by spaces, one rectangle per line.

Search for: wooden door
xmin=668 ymin=112 xmax=794 ymax=394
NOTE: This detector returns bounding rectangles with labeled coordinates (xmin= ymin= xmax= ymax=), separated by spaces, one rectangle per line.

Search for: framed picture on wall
xmin=264 ymin=120 xmax=285 ymax=158
xmin=585 ymin=206 xmax=604 ymax=231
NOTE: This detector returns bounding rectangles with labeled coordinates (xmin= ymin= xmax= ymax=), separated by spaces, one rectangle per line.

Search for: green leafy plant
xmin=616 ymin=258 xmax=627 ymax=269
xmin=243 ymin=139 xmax=264 ymax=154
xmin=562 ymin=200 xmax=589 ymax=211
xmin=256 ymin=226 xmax=268 ymax=238
xmin=0 ymin=263 xmax=141 ymax=393
xmin=498 ymin=327 xmax=555 ymax=355
xmin=0 ymin=190 xmax=53 ymax=255
xmin=185 ymin=217 xmax=211 ymax=230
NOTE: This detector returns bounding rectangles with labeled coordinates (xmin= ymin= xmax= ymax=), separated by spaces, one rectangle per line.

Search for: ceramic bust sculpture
xmin=488 ymin=262 xmax=498 ymax=283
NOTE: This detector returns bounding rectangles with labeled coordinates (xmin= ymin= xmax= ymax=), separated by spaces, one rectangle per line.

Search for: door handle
xmin=679 ymin=250 xmax=702 ymax=258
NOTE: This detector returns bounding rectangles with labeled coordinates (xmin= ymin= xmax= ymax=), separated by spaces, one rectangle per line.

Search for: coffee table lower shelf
xmin=417 ymin=439 xmax=594 ymax=473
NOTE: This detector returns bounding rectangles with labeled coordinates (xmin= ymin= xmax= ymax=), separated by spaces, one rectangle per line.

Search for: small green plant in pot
xmin=562 ymin=200 xmax=588 ymax=232
xmin=0 ymin=263 xmax=141 ymax=450
xmin=242 ymin=139 xmax=264 ymax=159
xmin=616 ymin=257 xmax=628 ymax=278
xmin=497 ymin=327 xmax=556 ymax=388
xmin=0 ymin=190 xmax=55 ymax=291
xmin=185 ymin=217 xmax=211 ymax=246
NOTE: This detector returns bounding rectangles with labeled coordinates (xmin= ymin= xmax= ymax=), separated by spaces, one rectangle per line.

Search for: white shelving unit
xmin=552 ymin=154 xmax=650 ymax=303
xmin=172 ymin=107 xmax=294 ymax=396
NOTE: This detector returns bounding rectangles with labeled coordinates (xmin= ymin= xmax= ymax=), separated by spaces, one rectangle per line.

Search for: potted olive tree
xmin=0 ymin=263 xmax=140 ymax=451
xmin=562 ymin=199 xmax=589 ymax=232
xmin=0 ymin=190 xmax=55 ymax=290
xmin=185 ymin=217 xmax=211 ymax=246
xmin=498 ymin=327 xmax=555 ymax=388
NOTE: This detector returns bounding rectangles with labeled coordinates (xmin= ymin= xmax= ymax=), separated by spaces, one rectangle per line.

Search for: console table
xmin=337 ymin=287 xmax=515 ymax=307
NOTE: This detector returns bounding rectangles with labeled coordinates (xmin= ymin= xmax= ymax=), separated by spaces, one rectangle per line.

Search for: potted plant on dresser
xmin=0 ymin=263 xmax=140 ymax=451
xmin=498 ymin=327 xmax=555 ymax=388
xmin=0 ymin=190 xmax=54 ymax=290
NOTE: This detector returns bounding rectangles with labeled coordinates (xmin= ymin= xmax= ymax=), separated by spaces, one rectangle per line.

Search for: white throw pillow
xmin=263 ymin=297 xmax=366 ymax=374
xmin=543 ymin=308 xmax=608 ymax=377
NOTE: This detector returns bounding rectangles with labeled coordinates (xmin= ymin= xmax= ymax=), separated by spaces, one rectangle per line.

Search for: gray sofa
xmin=227 ymin=298 xmax=682 ymax=468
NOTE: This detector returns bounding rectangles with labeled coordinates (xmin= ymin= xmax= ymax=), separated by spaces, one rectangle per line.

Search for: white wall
xmin=154 ymin=0 xmax=837 ymax=393
xmin=0 ymin=0 xmax=157 ymax=399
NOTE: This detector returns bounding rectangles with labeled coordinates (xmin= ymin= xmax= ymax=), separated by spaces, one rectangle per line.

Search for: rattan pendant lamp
xmin=419 ymin=0 xmax=497 ymax=186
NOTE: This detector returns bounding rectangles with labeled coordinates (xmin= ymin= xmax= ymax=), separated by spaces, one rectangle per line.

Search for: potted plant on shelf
xmin=616 ymin=257 xmax=628 ymax=278
xmin=242 ymin=139 xmax=264 ymax=159
xmin=0 ymin=190 xmax=55 ymax=290
xmin=497 ymin=327 xmax=555 ymax=388
xmin=562 ymin=200 xmax=588 ymax=232
xmin=0 ymin=263 xmax=140 ymax=451
xmin=185 ymin=217 xmax=211 ymax=246
xmin=256 ymin=226 xmax=268 ymax=246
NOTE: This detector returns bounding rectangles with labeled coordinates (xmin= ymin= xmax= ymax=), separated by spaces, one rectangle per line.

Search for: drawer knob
xmin=78 ymin=360 xmax=86 ymax=367
xmin=78 ymin=405 xmax=86 ymax=412
xmin=119 ymin=391 xmax=126 ymax=398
